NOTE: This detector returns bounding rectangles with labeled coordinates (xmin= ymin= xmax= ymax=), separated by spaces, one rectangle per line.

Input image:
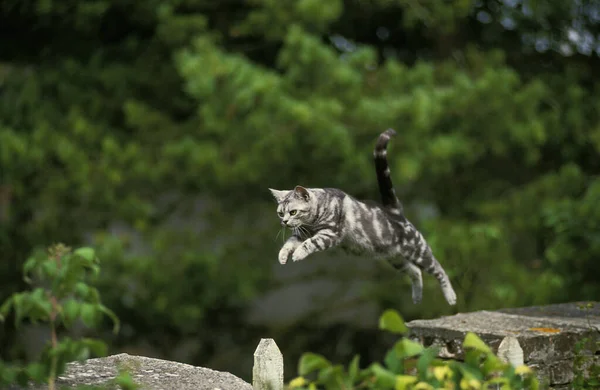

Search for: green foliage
xmin=379 ymin=309 xmax=409 ymax=335
xmin=572 ymin=303 xmax=600 ymax=389
xmin=289 ymin=310 xmax=539 ymax=390
xmin=0 ymin=244 xmax=121 ymax=389
xmin=111 ymin=369 xmax=141 ymax=390
xmin=572 ymin=337 xmax=600 ymax=390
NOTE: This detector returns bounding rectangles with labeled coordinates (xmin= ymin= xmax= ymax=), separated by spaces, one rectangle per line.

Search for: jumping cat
xmin=269 ymin=129 xmax=457 ymax=305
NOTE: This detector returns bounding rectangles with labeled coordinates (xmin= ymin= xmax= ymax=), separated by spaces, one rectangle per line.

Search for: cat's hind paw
xmin=443 ymin=286 xmax=457 ymax=306
xmin=411 ymin=285 xmax=423 ymax=304
xmin=412 ymin=291 xmax=422 ymax=304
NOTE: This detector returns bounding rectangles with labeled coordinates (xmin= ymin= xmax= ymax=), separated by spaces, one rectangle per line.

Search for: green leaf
xmin=458 ymin=364 xmax=485 ymax=381
xmin=370 ymin=363 xmax=397 ymax=388
xmin=416 ymin=345 xmax=440 ymax=381
xmin=379 ymin=309 xmax=408 ymax=334
xmin=62 ymin=299 xmax=81 ymax=328
xmin=54 ymin=266 xmax=81 ymax=298
xmin=86 ymin=287 xmax=101 ymax=303
xmin=394 ymin=338 xmax=424 ymax=358
xmin=25 ymin=362 xmax=47 ymax=382
xmin=74 ymin=247 xmax=96 ymax=263
xmin=463 ymin=332 xmax=492 ymax=354
xmin=90 ymin=264 xmax=101 ymax=277
xmin=114 ymin=370 xmax=140 ymax=390
xmin=384 ymin=348 xmax=402 ymax=374
xmin=80 ymin=303 xmax=99 ymax=328
xmin=98 ymin=304 xmax=121 ymax=334
xmin=41 ymin=260 xmax=58 ymax=280
xmin=22 ymin=256 xmax=38 ymax=283
xmin=348 ymin=354 xmax=360 ymax=383
xmin=317 ymin=364 xmax=344 ymax=387
xmin=0 ymin=362 xmax=19 ymax=386
xmin=481 ymin=353 xmax=505 ymax=375
xmin=395 ymin=375 xmax=418 ymax=390
xmin=298 ymin=352 xmax=331 ymax=376
xmin=74 ymin=282 xmax=91 ymax=300
xmin=29 ymin=288 xmax=53 ymax=323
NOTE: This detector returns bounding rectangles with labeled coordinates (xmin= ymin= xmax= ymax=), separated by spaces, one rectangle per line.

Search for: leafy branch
xmin=0 ymin=244 xmax=121 ymax=389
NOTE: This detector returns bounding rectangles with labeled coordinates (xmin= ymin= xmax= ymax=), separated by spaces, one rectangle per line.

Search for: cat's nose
xmin=281 ymin=220 xmax=288 ymax=226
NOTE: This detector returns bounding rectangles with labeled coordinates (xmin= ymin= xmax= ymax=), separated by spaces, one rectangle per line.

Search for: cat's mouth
xmin=281 ymin=221 xmax=302 ymax=229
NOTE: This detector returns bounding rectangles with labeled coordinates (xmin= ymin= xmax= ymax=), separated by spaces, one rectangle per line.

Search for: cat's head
xmin=269 ymin=186 xmax=313 ymax=228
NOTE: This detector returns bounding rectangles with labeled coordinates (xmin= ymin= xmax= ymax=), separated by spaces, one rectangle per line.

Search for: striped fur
xmin=269 ymin=130 xmax=457 ymax=305
xmin=374 ymin=128 xmax=402 ymax=213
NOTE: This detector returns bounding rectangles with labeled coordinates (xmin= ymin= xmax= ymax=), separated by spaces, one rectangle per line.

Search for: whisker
xmin=303 ymin=226 xmax=311 ymax=237
xmin=298 ymin=226 xmax=311 ymax=240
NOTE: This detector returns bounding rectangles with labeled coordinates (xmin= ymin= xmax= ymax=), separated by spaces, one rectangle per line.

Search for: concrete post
xmin=497 ymin=336 xmax=524 ymax=367
xmin=253 ymin=338 xmax=283 ymax=390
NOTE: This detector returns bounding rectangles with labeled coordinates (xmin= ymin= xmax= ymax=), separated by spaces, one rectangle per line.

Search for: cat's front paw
xmin=291 ymin=246 xmax=309 ymax=262
xmin=278 ymin=248 xmax=292 ymax=265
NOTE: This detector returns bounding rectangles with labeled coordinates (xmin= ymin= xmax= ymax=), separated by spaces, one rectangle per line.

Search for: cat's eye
xmin=289 ymin=210 xmax=297 ymax=216
xmin=277 ymin=211 xmax=284 ymax=217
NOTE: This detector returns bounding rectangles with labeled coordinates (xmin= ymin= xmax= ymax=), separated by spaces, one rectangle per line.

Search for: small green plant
xmin=288 ymin=309 xmax=539 ymax=390
xmin=572 ymin=302 xmax=600 ymax=389
xmin=572 ymin=338 xmax=600 ymax=390
xmin=0 ymin=244 xmax=121 ymax=389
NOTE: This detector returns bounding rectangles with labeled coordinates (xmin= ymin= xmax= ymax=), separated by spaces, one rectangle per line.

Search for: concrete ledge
xmin=407 ymin=302 xmax=600 ymax=388
xmin=19 ymin=353 xmax=253 ymax=390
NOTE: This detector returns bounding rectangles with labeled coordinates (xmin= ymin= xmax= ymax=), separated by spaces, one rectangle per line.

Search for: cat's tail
xmin=374 ymin=129 xmax=402 ymax=214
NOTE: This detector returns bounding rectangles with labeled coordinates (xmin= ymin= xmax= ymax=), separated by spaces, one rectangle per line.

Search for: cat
xmin=269 ymin=129 xmax=457 ymax=305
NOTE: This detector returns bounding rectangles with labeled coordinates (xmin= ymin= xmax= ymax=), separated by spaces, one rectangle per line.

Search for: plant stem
xmin=49 ymin=321 xmax=57 ymax=390
xmin=48 ymin=296 xmax=58 ymax=390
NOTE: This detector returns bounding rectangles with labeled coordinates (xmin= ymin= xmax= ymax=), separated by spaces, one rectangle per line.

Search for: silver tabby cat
xmin=269 ymin=129 xmax=457 ymax=305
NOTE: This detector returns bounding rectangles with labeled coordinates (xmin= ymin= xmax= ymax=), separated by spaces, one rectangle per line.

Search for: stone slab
xmin=499 ymin=302 xmax=600 ymax=320
xmin=407 ymin=302 xmax=600 ymax=363
xmin=407 ymin=302 xmax=600 ymax=387
xmin=12 ymin=353 xmax=252 ymax=390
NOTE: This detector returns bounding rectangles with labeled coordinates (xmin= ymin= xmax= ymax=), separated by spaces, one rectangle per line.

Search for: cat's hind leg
xmin=391 ymin=261 xmax=423 ymax=304
xmin=422 ymin=257 xmax=457 ymax=305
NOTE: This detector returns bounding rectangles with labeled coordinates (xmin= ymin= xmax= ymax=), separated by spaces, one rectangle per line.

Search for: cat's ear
xmin=294 ymin=185 xmax=310 ymax=201
xmin=269 ymin=188 xmax=289 ymax=203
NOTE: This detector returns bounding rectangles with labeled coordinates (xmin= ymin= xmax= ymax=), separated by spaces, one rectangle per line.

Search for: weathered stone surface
xmin=253 ymin=338 xmax=284 ymax=390
xmin=499 ymin=302 xmax=600 ymax=320
xmin=407 ymin=302 xmax=600 ymax=388
xmin=497 ymin=336 xmax=524 ymax=367
xmin=407 ymin=302 xmax=600 ymax=363
xmin=547 ymin=360 xmax=574 ymax=385
xmin=18 ymin=353 xmax=252 ymax=390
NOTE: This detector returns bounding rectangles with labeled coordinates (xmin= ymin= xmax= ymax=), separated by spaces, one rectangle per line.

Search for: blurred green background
xmin=1 ymin=0 xmax=599 ymax=383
